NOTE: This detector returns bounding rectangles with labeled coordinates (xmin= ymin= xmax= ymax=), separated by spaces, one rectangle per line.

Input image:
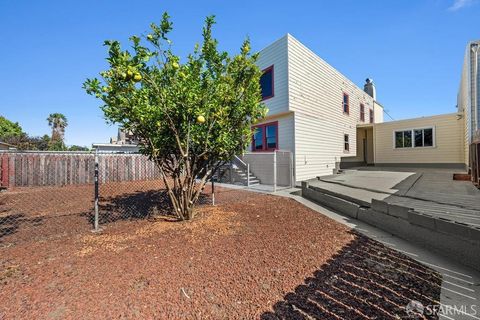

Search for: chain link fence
xmin=0 ymin=151 xmax=220 ymax=247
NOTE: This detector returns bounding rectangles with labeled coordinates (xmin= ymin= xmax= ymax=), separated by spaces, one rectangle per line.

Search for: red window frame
xmin=369 ymin=109 xmax=374 ymax=123
xmin=260 ymin=65 xmax=274 ymax=101
xmin=360 ymin=104 xmax=365 ymax=122
xmin=251 ymin=121 xmax=278 ymax=152
xmin=342 ymin=92 xmax=350 ymax=114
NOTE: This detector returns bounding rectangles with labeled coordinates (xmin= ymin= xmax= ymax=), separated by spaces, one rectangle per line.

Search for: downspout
xmin=472 ymin=44 xmax=479 ymax=135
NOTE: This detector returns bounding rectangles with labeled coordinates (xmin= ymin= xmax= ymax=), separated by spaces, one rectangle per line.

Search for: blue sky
xmin=0 ymin=0 xmax=478 ymax=146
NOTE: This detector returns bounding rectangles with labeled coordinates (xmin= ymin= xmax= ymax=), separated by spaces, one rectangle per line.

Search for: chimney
xmin=364 ymin=78 xmax=376 ymax=100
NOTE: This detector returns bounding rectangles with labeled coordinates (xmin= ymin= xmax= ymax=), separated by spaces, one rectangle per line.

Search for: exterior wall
xmin=286 ymin=34 xmax=380 ymax=181
xmin=341 ymin=127 xmax=374 ymax=166
xmin=457 ymin=40 xmax=479 ymax=168
xmin=374 ymin=101 xmax=384 ymax=124
xmin=374 ymin=113 xmax=465 ymax=166
xmin=248 ymin=113 xmax=294 ymax=153
xmin=256 ymin=35 xmax=289 ymax=116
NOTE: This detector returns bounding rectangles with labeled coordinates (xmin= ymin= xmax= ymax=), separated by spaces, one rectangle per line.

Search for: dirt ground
xmin=0 ymin=184 xmax=441 ymax=319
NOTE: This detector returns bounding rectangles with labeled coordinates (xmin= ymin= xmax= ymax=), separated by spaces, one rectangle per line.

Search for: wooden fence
xmin=0 ymin=151 xmax=161 ymax=188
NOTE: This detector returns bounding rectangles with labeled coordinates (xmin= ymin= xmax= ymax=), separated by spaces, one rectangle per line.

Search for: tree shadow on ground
xmin=96 ymin=189 xmax=211 ymax=224
xmin=0 ymin=213 xmax=44 ymax=241
xmin=262 ymin=232 xmax=442 ymax=320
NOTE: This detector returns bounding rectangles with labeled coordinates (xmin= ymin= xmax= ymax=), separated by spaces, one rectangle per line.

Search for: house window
xmin=414 ymin=128 xmax=433 ymax=147
xmin=344 ymin=134 xmax=350 ymax=152
xmin=395 ymin=128 xmax=434 ymax=149
xmin=369 ymin=109 xmax=374 ymax=123
xmin=360 ymin=104 xmax=365 ymax=122
xmin=395 ymin=130 xmax=412 ymax=148
xmin=252 ymin=121 xmax=278 ymax=151
xmin=260 ymin=66 xmax=274 ymax=100
xmin=343 ymin=93 xmax=349 ymax=114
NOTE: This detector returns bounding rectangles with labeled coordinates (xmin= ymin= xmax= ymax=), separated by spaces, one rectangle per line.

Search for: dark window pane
xmin=266 ymin=125 xmax=277 ymax=149
xmin=369 ymin=110 xmax=374 ymax=123
xmin=260 ymin=68 xmax=273 ymax=99
xmin=424 ymin=129 xmax=433 ymax=147
xmin=404 ymin=131 xmax=412 ymax=147
xmin=395 ymin=132 xmax=403 ymax=148
xmin=266 ymin=137 xmax=276 ymax=149
xmin=414 ymin=130 xmax=423 ymax=147
xmin=343 ymin=94 xmax=349 ymax=113
xmin=254 ymin=129 xmax=263 ymax=150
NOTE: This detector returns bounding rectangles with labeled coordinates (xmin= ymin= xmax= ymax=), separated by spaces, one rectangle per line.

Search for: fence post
xmin=211 ymin=168 xmax=215 ymax=206
xmin=93 ymin=151 xmax=100 ymax=231
xmin=273 ymin=151 xmax=277 ymax=192
xmin=290 ymin=151 xmax=294 ymax=188
xmin=247 ymin=163 xmax=250 ymax=187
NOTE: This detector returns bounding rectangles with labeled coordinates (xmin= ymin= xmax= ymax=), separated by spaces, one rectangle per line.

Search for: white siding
xmin=252 ymin=113 xmax=294 ymax=153
xmin=256 ymin=35 xmax=289 ymax=116
xmin=287 ymin=35 xmax=377 ymax=180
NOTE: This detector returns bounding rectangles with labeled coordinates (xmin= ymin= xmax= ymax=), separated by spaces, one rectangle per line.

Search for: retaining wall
xmin=302 ymin=181 xmax=480 ymax=272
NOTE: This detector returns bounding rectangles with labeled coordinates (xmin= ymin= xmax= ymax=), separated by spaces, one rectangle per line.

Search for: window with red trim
xmin=342 ymin=93 xmax=349 ymax=114
xmin=360 ymin=104 xmax=365 ymax=122
xmin=369 ymin=109 xmax=374 ymax=123
xmin=252 ymin=122 xmax=278 ymax=151
xmin=260 ymin=66 xmax=274 ymax=100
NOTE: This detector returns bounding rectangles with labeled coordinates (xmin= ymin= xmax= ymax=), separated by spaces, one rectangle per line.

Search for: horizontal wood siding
xmin=374 ymin=113 xmax=465 ymax=164
xmin=1 ymin=152 xmax=161 ymax=188
xmin=257 ymin=35 xmax=289 ymax=116
xmin=253 ymin=113 xmax=294 ymax=153
xmin=287 ymin=35 xmax=377 ymax=180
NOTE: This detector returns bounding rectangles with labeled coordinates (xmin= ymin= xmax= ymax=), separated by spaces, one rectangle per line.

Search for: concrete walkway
xmin=313 ymin=167 xmax=480 ymax=227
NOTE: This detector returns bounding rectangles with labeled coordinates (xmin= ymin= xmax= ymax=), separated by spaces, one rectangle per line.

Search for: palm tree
xmin=47 ymin=113 xmax=68 ymax=143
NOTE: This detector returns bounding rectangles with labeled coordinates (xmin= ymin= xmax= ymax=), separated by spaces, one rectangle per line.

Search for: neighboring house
xmin=91 ymin=143 xmax=139 ymax=153
xmin=92 ymin=128 xmax=140 ymax=153
xmin=0 ymin=141 xmax=16 ymax=150
xmin=245 ymin=35 xmax=474 ymax=183
xmin=458 ymin=40 xmax=480 ymax=171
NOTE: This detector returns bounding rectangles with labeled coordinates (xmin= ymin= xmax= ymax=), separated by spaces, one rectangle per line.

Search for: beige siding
xmin=374 ymin=101 xmax=384 ymax=124
xmin=257 ymin=35 xmax=289 ymax=116
xmin=342 ymin=127 xmax=374 ymax=164
xmin=374 ymin=113 xmax=465 ymax=165
xmin=287 ymin=35 xmax=378 ymax=180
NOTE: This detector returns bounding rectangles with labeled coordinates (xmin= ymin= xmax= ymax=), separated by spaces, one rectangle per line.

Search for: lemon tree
xmin=84 ymin=13 xmax=266 ymax=220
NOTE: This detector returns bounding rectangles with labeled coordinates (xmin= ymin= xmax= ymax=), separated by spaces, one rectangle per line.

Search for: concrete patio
xmin=311 ymin=167 xmax=480 ymax=227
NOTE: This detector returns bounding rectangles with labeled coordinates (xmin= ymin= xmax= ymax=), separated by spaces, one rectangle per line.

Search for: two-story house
xmin=242 ymin=34 xmax=469 ymax=185
xmin=250 ymin=34 xmax=383 ymax=182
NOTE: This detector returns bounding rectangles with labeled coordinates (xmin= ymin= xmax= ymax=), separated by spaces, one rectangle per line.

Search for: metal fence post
xmin=273 ymin=151 xmax=277 ymax=193
xmin=247 ymin=163 xmax=250 ymax=187
xmin=93 ymin=150 xmax=99 ymax=231
xmin=290 ymin=151 xmax=294 ymax=188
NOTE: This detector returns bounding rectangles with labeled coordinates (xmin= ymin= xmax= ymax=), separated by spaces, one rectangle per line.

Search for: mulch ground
xmin=0 ymin=184 xmax=441 ymax=319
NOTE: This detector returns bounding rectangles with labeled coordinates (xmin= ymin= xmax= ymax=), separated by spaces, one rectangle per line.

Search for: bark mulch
xmin=0 ymin=186 xmax=441 ymax=319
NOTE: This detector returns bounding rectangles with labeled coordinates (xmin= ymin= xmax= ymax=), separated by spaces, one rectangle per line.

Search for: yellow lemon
xmin=196 ymin=115 xmax=205 ymax=124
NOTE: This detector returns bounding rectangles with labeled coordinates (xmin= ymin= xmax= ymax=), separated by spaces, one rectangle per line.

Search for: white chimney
xmin=364 ymin=78 xmax=376 ymax=100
